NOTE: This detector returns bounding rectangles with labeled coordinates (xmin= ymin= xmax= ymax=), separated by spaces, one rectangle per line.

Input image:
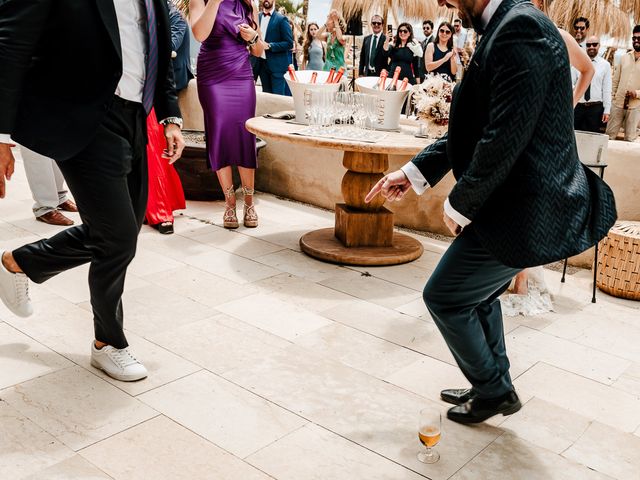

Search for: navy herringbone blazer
xmin=412 ymin=0 xmax=616 ymax=268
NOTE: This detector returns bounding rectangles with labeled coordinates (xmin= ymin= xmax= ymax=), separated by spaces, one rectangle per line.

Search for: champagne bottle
xmin=310 ymin=72 xmax=318 ymax=84
xmin=385 ymin=66 xmax=402 ymax=91
xmin=332 ymin=66 xmax=345 ymax=83
xmin=376 ymin=69 xmax=388 ymax=90
xmin=325 ymin=67 xmax=336 ymax=83
xmin=287 ymin=64 xmax=298 ymax=82
xmin=399 ymin=77 xmax=409 ymax=91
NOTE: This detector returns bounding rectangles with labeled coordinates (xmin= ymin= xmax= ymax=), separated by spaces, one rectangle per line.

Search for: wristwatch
xmin=160 ymin=117 xmax=183 ymax=129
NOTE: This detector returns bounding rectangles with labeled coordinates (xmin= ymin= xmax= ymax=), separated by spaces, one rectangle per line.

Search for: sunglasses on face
xmin=574 ymin=26 xmax=586 ymax=31
xmin=586 ymin=42 xmax=599 ymax=47
xmin=371 ymin=21 xmax=382 ymax=26
xmin=398 ymin=29 xmax=409 ymax=34
xmin=633 ymin=36 xmax=640 ymax=42
xmin=440 ymin=29 xmax=451 ymax=34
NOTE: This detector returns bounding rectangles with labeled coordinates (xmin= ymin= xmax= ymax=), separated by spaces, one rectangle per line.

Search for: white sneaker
xmin=90 ymin=342 xmax=148 ymax=382
xmin=0 ymin=252 xmax=33 ymax=317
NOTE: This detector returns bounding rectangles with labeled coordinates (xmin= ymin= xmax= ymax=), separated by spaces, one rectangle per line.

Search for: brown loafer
xmin=36 ymin=210 xmax=74 ymax=226
xmin=58 ymin=200 xmax=78 ymax=212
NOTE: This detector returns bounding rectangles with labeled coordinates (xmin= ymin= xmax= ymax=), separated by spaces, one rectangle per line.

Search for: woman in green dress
xmin=317 ymin=9 xmax=346 ymax=71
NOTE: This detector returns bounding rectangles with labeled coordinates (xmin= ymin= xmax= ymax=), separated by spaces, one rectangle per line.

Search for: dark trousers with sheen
xmin=422 ymin=226 xmax=521 ymax=399
xmin=13 ymin=97 xmax=148 ymax=349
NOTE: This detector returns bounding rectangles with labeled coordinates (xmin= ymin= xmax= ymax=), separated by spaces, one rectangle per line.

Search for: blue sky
xmin=307 ymin=0 xmax=333 ymax=25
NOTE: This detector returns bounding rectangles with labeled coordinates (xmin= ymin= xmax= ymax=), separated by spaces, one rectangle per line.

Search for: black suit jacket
xmin=358 ymin=33 xmax=387 ymax=76
xmin=168 ymin=1 xmax=193 ymax=92
xmin=0 ymin=0 xmax=180 ymax=161
xmin=411 ymin=0 xmax=616 ymax=268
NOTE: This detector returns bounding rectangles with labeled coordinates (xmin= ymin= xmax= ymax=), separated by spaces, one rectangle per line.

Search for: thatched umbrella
xmin=331 ymin=0 xmax=451 ymax=24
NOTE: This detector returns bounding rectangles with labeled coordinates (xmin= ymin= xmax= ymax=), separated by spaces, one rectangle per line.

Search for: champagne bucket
xmin=575 ymin=130 xmax=609 ymax=165
xmin=356 ymin=77 xmax=410 ymax=130
xmin=284 ymin=70 xmax=344 ymax=124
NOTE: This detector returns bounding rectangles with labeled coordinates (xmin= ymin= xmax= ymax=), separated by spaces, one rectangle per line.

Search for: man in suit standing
xmin=0 ymin=0 xmax=185 ymax=382
xmin=418 ymin=20 xmax=435 ymax=80
xmin=168 ymin=0 xmax=193 ymax=92
xmin=251 ymin=0 xmax=293 ymax=96
xmin=366 ymin=0 xmax=616 ymax=424
xmin=358 ymin=14 xmax=387 ymax=77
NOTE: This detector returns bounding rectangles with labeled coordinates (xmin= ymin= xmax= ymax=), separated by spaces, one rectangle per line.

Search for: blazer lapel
xmin=95 ymin=0 xmax=122 ymax=59
xmin=264 ymin=13 xmax=277 ymax=42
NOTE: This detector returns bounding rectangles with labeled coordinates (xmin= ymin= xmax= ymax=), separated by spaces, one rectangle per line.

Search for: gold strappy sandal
xmin=223 ymin=186 xmax=239 ymax=229
xmin=242 ymin=186 xmax=258 ymax=228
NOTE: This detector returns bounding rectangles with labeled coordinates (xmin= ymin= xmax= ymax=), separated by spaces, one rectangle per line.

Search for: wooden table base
xmin=300 ymin=228 xmax=424 ymax=266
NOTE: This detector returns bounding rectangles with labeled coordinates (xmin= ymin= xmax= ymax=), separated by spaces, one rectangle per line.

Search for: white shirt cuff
xmin=0 ymin=134 xmax=15 ymax=145
xmin=444 ymin=197 xmax=471 ymax=228
xmin=401 ymin=161 xmax=430 ymax=195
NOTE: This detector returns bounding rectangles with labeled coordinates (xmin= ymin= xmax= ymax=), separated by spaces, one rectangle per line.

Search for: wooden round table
xmin=246 ymin=116 xmax=433 ymax=266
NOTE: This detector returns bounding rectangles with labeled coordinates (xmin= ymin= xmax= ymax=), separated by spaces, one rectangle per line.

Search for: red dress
xmin=145 ymin=109 xmax=186 ymax=225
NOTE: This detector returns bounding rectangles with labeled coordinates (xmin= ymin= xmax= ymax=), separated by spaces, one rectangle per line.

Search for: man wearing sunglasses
xmin=606 ymin=25 xmax=640 ymax=142
xmin=573 ymin=17 xmax=589 ymax=48
xmin=572 ymin=36 xmax=611 ymax=133
xmin=366 ymin=0 xmax=616 ymax=425
xmin=358 ymin=15 xmax=387 ymax=77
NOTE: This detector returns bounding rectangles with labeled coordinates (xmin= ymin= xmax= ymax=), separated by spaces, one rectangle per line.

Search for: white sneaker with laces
xmin=0 ymin=252 xmax=33 ymax=317
xmin=90 ymin=342 xmax=148 ymax=382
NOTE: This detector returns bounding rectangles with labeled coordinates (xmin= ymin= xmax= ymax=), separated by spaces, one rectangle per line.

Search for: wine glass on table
xmin=417 ymin=408 xmax=442 ymax=464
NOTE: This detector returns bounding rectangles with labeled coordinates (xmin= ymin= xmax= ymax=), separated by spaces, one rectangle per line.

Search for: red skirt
xmin=145 ymin=109 xmax=186 ymax=225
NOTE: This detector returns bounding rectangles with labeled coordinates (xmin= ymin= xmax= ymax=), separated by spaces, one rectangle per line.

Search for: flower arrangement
xmin=410 ymin=74 xmax=454 ymax=127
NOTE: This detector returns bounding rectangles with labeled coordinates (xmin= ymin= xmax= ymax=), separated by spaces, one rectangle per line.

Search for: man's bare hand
xmin=443 ymin=211 xmax=462 ymax=236
xmin=163 ymin=124 xmax=185 ymax=164
xmin=0 ymin=143 xmax=16 ymax=199
xmin=602 ymin=113 xmax=610 ymax=123
xmin=365 ymin=170 xmax=412 ymax=203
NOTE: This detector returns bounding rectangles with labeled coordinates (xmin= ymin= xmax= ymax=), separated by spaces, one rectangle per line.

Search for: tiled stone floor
xmin=1 ymin=150 xmax=639 ymax=479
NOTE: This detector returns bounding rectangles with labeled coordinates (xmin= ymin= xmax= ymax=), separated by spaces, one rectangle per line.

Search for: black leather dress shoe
xmin=447 ymin=390 xmax=521 ymax=424
xmin=440 ymin=388 xmax=475 ymax=405
xmin=154 ymin=222 xmax=174 ymax=235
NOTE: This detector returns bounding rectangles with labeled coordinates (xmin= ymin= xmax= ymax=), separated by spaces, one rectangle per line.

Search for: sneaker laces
xmin=110 ymin=348 xmax=139 ymax=368
xmin=14 ymin=274 xmax=30 ymax=303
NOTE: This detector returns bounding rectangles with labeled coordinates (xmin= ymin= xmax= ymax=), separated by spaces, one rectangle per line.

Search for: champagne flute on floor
xmin=418 ymin=408 xmax=442 ymax=464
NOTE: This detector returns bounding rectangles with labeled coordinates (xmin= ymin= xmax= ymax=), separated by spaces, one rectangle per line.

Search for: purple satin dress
xmin=197 ymin=0 xmax=257 ymax=171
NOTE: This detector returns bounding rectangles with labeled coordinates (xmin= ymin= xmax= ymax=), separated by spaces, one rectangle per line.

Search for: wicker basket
xmin=596 ymin=221 xmax=640 ymax=300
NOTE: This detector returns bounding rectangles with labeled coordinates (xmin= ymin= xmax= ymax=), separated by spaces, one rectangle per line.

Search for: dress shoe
xmin=156 ymin=221 xmax=174 ymax=235
xmin=58 ymin=199 xmax=78 ymax=212
xmin=447 ymin=390 xmax=521 ymax=424
xmin=440 ymin=388 xmax=475 ymax=405
xmin=90 ymin=342 xmax=148 ymax=382
xmin=36 ymin=210 xmax=74 ymax=226
xmin=0 ymin=252 xmax=33 ymax=317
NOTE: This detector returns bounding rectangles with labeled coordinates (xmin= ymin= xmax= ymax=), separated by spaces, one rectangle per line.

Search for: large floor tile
xmin=143 ymin=265 xmax=257 ymax=308
xmin=254 ymin=249 xmax=350 ymax=283
xmin=0 ymin=322 xmax=72 ymax=389
xmin=514 ymin=363 xmax=640 ymax=433
xmin=322 ymin=300 xmax=456 ymax=365
xmin=499 ymin=397 xmax=591 ymax=454
xmin=506 ymin=326 xmax=631 ymax=385
xmin=184 ymin=249 xmax=281 ymax=284
xmin=612 ymin=362 xmax=640 ymax=397
xmin=449 ymin=433 xmax=611 ymax=480
xmin=320 ymin=270 xmax=422 ymax=309
xmin=296 ymin=323 xmax=423 ymax=379
xmin=350 ymin=263 xmax=433 ymax=291
xmin=563 ymin=421 xmax=640 ymax=480
xmin=126 ymin=249 xmax=185 ymax=277
xmin=138 ymin=370 xmax=306 ymax=458
xmin=80 ymin=416 xmax=271 ymax=480
xmin=137 ymin=230 xmax=216 ymax=262
xmin=253 ymin=273 xmax=355 ymax=313
xmin=1 ymin=366 xmax=157 ymax=451
xmin=223 ymin=344 xmax=501 ymax=480
xmin=147 ymin=314 xmax=291 ymax=375
xmin=0 ymin=400 xmax=76 ymax=480
xmin=22 ymin=455 xmax=112 ymax=480
xmin=192 ymin=226 xmax=286 ymax=258
xmin=247 ymin=423 xmax=426 ymax=480
xmin=216 ymin=293 xmax=332 ymax=340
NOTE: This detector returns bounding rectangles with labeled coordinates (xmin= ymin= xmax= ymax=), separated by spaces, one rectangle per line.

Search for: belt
xmin=113 ymin=95 xmax=143 ymax=110
xmin=578 ymin=101 xmax=603 ymax=107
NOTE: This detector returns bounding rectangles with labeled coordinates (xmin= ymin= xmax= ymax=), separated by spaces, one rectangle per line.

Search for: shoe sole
xmin=90 ymin=359 xmax=147 ymax=382
xmin=440 ymin=393 xmax=473 ymax=406
xmin=223 ymin=222 xmax=239 ymax=229
xmin=447 ymin=400 xmax=522 ymax=424
xmin=0 ymin=291 xmax=33 ymax=318
xmin=243 ymin=222 xmax=258 ymax=228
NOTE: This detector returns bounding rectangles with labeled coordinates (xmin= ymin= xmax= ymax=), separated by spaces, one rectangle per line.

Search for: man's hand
xmin=627 ymin=90 xmax=638 ymax=100
xmin=443 ymin=211 xmax=462 ymax=236
xmin=163 ymin=124 xmax=185 ymax=164
xmin=602 ymin=113 xmax=610 ymax=123
xmin=365 ymin=169 xmax=412 ymax=203
xmin=0 ymin=143 xmax=16 ymax=199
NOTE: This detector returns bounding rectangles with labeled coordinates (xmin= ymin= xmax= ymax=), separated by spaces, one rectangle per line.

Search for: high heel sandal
xmin=242 ymin=186 xmax=258 ymax=228
xmin=223 ymin=186 xmax=239 ymax=229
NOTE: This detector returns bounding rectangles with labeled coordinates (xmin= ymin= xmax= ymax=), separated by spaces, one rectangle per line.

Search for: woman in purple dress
xmin=191 ymin=0 xmax=264 ymax=228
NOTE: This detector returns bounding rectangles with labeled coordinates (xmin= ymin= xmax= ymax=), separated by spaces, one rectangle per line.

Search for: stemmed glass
xmin=351 ymin=93 xmax=368 ymax=138
xmin=417 ymin=408 xmax=442 ymax=464
xmin=335 ymin=92 xmax=352 ymax=132
xmin=363 ymin=94 xmax=380 ymax=138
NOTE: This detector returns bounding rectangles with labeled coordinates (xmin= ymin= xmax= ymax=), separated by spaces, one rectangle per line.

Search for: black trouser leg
xmin=13 ymin=98 xmax=147 ymax=348
xmin=574 ymin=103 xmax=604 ymax=133
xmin=422 ymin=226 xmax=521 ymax=399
